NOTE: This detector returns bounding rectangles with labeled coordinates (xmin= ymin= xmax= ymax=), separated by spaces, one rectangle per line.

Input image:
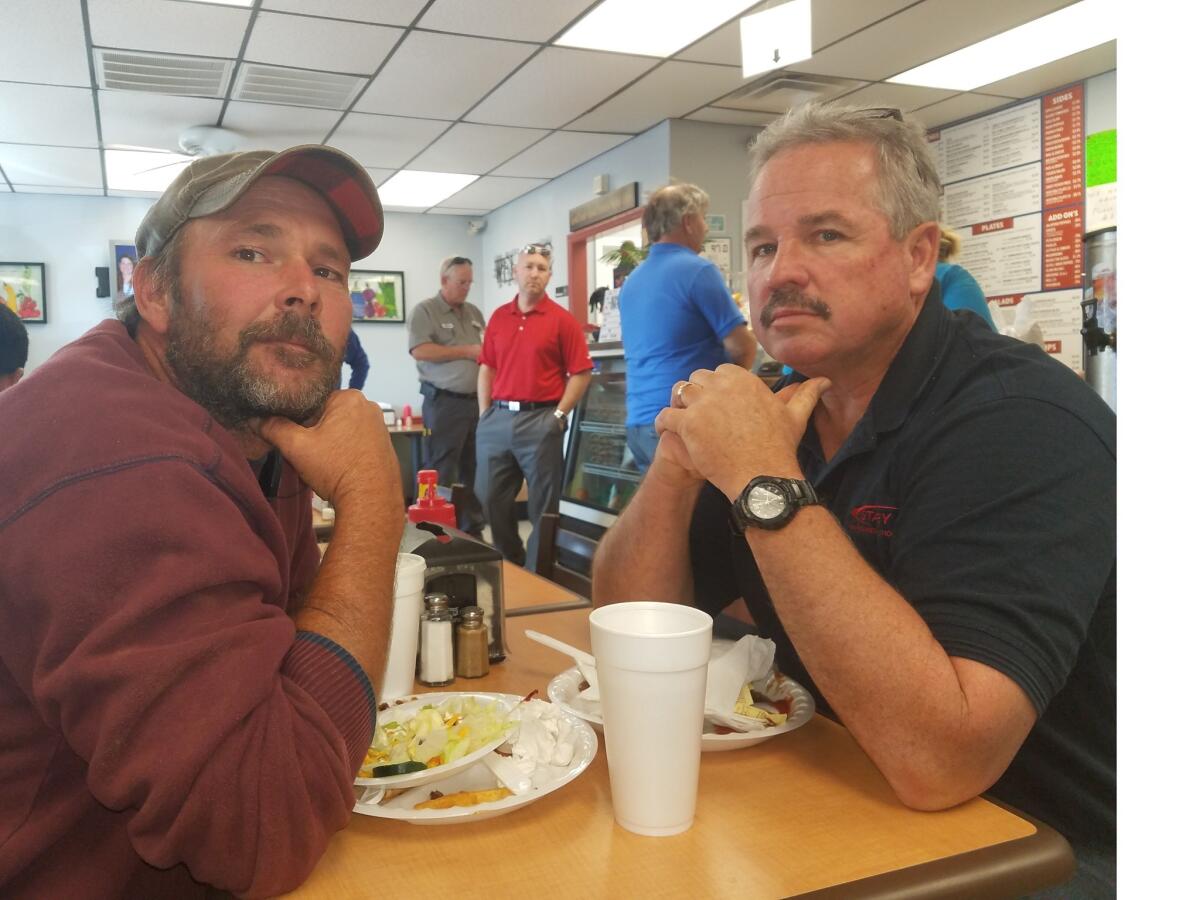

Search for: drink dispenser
xmin=1081 ymin=228 xmax=1117 ymax=412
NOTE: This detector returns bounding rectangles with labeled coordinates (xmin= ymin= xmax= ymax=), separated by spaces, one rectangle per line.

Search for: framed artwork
xmin=1 ymin=262 xmax=47 ymax=323
xmin=350 ymin=269 xmax=406 ymax=323
xmin=109 ymin=240 xmax=139 ymax=300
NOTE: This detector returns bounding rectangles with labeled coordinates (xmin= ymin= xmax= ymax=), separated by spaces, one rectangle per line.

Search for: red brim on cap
xmin=263 ymin=148 xmax=383 ymax=261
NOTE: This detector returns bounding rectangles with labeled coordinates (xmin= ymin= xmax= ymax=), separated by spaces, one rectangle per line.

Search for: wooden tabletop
xmin=282 ymin=605 xmax=1074 ymax=899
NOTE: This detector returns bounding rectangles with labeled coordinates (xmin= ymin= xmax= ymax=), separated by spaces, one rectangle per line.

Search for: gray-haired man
xmin=408 ymin=256 xmax=486 ymax=534
xmin=594 ymin=104 xmax=1115 ymax=896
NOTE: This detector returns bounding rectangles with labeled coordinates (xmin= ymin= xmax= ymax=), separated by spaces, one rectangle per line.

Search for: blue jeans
xmin=626 ymin=423 xmax=659 ymax=473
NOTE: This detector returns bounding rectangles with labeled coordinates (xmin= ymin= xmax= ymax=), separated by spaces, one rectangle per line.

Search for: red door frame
xmin=565 ymin=206 xmax=644 ymax=323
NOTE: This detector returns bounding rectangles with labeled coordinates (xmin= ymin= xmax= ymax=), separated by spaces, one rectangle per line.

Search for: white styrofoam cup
xmin=381 ymin=553 xmax=427 ymax=700
xmin=589 ymin=601 xmax=713 ymax=836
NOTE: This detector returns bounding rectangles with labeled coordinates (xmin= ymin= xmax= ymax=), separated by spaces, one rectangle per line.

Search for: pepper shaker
xmin=418 ymin=592 xmax=455 ymax=687
xmin=455 ymin=606 xmax=490 ymax=678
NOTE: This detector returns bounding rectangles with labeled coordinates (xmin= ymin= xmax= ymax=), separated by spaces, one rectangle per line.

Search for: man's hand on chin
xmin=250 ymin=390 xmax=403 ymax=512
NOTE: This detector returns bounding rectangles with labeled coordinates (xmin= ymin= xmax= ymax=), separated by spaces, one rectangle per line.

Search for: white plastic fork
xmin=524 ymin=629 xmax=599 ymax=699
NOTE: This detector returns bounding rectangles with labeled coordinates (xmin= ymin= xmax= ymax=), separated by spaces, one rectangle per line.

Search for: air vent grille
xmin=94 ymin=49 xmax=232 ymax=98
xmin=232 ymin=64 xmax=366 ymax=110
xmin=722 ymin=73 xmax=856 ymax=114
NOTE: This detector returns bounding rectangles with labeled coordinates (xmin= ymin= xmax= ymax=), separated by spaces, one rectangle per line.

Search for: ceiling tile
xmin=11 ymin=184 xmax=106 ymax=196
xmin=685 ymin=106 xmax=779 ymax=127
xmin=974 ymin=41 xmax=1116 ymax=100
xmin=831 ymin=81 xmax=959 ymax=111
xmin=492 ymin=131 xmax=630 ymax=178
xmin=811 ymin=0 xmax=922 ymax=49
xmin=408 ymin=123 xmax=550 ymax=175
xmin=99 ymin=91 xmax=224 ymax=152
xmin=2 ymin=0 xmax=91 ymax=86
xmin=0 ymin=84 xmax=99 ymax=147
xmin=355 ymin=31 xmax=537 ymax=119
xmin=262 ymin=0 xmax=425 ymax=26
xmin=469 ymin=47 xmax=658 ymax=129
xmin=87 ymin=0 xmax=249 ymax=58
xmin=0 ymin=145 xmax=102 ymax=188
xmin=220 ymin=101 xmax=343 ymax=150
xmin=245 ymin=11 xmax=401 ymax=76
xmin=674 ymin=1 xmax=771 ymax=65
xmin=570 ymin=61 xmax=747 ymax=132
xmin=789 ymin=0 xmax=1078 ymax=82
xmin=365 ymin=166 xmax=397 ymax=185
xmin=418 ymin=0 xmax=594 ymax=42
xmin=441 ymin=175 xmax=548 ymax=210
xmin=913 ymin=92 xmax=1017 ymax=130
xmin=426 ymin=206 xmax=492 ymax=216
xmin=326 ymin=113 xmax=451 ymax=168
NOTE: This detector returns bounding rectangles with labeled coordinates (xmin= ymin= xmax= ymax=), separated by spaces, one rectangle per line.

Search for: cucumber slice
xmin=372 ymin=761 xmax=428 ymax=777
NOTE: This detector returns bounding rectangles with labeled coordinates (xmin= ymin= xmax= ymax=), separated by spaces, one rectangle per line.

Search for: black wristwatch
xmin=730 ymin=475 xmax=819 ymax=535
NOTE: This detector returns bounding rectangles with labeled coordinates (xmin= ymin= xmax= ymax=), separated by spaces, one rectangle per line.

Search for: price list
xmin=1042 ymin=85 xmax=1084 ymax=208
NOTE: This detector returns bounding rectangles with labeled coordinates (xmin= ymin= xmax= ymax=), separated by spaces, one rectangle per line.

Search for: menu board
xmin=928 ymin=84 xmax=1086 ymax=372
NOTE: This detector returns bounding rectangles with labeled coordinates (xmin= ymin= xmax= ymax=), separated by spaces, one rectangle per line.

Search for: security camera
xmin=467 ymin=219 xmax=487 ymax=235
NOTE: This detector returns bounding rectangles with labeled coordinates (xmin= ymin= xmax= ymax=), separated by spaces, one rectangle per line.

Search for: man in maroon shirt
xmin=0 ymin=147 xmax=404 ymax=898
xmin=476 ymin=243 xmax=592 ymax=568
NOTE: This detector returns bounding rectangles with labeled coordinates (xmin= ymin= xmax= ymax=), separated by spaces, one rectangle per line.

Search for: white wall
xmin=0 ymin=191 xmax=480 ymax=410
xmin=477 ymin=121 xmax=672 ymax=315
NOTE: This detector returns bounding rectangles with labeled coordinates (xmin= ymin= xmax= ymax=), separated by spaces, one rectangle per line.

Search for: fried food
xmin=414 ymin=787 xmax=514 ymax=810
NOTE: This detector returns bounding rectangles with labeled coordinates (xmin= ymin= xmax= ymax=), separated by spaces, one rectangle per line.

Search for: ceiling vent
xmin=720 ymin=73 xmax=857 ymax=114
xmin=231 ymin=64 xmax=366 ymax=110
xmin=94 ymin=48 xmax=233 ymax=98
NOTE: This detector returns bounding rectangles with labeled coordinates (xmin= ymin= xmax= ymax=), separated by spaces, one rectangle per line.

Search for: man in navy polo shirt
xmin=475 ymin=243 xmax=593 ymax=568
xmin=618 ymin=183 xmax=757 ymax=472
xmin=594 ymin=104 xmax=1115 ymax=895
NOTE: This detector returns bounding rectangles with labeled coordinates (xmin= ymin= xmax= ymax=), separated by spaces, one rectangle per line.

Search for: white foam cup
xmin=381 ymin=553 xmax=427 ymax=700
xmin=589 ymin=601 xmax=713 ymax=836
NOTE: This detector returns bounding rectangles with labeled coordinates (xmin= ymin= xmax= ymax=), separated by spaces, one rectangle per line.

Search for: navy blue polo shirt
xmin=690 ymin=282 xmax=1116 ymax=859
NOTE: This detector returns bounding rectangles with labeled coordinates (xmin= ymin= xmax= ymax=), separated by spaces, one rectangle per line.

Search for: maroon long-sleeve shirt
xmin=0 ymin=321 xmax=376 ymax=897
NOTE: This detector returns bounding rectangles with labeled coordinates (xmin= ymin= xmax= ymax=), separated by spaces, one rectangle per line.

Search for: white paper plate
xmin=547 ymin=667 xmax=815 ymax=751
xmin=353 ymin=704 xmax=597 ymax=824
xmin=354 ymin=692 xmax=516 ymax=789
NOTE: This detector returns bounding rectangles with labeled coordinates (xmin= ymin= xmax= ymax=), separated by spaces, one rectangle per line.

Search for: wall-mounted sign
xmin=569 ymin=182 xmax=639 ymax=231
xmin=705 ymin=214 xmax=726 ymax=233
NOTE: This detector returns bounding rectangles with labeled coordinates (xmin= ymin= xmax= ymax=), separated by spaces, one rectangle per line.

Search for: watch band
xmin=730 ymin=476 xmax=819 ymax=535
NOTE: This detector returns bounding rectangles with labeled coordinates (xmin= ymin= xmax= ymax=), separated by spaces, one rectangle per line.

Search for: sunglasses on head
xmin=447 ymin=256 xmax=472 ymax=266
xmin=855 ymin=107 xmax=903 ymax=121
xmin=521 ymin=243 xmax=551 ymax=257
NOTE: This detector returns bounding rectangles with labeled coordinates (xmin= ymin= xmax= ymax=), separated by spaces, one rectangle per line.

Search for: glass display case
xmin=560 ymin=342 xmax=642 ymax=529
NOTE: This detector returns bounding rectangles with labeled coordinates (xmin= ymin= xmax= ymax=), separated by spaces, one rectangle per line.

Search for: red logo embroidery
xmin=848 ymin=504 xmax=897 ymax=537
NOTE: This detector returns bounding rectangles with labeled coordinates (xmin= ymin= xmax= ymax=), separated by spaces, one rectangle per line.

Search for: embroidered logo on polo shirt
xmin=847 ymin=504 xmax=897 ymax=537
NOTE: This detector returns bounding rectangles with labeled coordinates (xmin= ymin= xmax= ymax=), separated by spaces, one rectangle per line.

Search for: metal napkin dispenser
xmin=413 ymin=532 xmax=507 ymax=662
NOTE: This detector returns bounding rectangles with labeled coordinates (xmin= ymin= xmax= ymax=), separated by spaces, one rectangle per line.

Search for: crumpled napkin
xmin=704 ymin=636 xmax=777 ymax=731
xmin=577 ymin=635 xmax=778 ymax=731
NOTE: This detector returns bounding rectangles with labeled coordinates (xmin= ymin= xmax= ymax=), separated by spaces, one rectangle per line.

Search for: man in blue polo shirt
xmin=618 ymin=183 xmax=757 ymax=471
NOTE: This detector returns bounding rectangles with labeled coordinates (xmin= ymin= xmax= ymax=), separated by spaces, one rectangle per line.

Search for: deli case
xmin=555 ymin=343 xmax=641 ymax=579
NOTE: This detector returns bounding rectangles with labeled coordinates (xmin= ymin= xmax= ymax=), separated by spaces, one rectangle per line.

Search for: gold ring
xmin=676 ymin=381 xmax=695 ymax=402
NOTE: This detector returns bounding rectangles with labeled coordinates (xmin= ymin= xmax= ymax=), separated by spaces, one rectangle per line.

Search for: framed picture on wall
xmin=109 ymin=240 xmax=138 ymax=300
xmin=349 ymin=269 xmax=406 ymax=323
xmin=1 ymin=261 xmax=47 ymax=324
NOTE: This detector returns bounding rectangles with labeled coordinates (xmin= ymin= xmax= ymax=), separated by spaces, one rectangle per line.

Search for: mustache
xmin=759 ymin=286 xmax=832 ymax=328
xmin=239 ymin=313 xmax=336 ymax=361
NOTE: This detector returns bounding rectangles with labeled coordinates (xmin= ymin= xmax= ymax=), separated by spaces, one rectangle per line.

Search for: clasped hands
xmin=653 ymin=364 xmax=830 ymax=500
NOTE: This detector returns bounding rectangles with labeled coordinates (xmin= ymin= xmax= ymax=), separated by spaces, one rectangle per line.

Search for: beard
xmin=165 ymin=294 xmax=341 ymax=432
xmin=759 ymin=285 xmax=832 ymax=329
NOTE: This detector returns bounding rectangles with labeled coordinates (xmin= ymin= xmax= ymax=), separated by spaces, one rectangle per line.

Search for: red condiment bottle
xmin=407 ymin=469 xmax=457 ymax=529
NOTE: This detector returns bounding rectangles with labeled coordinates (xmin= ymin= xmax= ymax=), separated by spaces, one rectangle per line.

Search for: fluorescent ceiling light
xmin=556 ymin=0 xmax=758 ymax=58
xmin=740 ymin=0 xmax=811 ymax=78
xmin=179 ymin=1 xmax=254 ymax=7
xmin=105 ymin=149 xmax=193 ymax=192
xmin=888 ymin=0 xmax=1115 ymax=91
xmin=377 ymin=170 xmax=479 ymax=209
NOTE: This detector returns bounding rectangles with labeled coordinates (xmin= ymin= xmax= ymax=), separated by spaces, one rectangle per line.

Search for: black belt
xmin=424 ymin=384 xmax=477 ymax=400
xmin=493 ymin=399 xmax=558 ymax=411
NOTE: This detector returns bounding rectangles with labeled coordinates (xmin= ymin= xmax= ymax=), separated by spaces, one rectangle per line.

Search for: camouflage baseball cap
xmin=135 ymin=145 xmax=383 ymax=261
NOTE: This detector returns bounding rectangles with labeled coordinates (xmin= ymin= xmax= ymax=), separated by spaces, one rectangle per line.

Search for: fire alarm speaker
xmin=96 ymin=267 xmax=111 ymax=298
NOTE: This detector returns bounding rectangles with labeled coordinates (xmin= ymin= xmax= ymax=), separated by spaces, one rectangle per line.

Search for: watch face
xmin=747 ymin=483 xmax=788 ymax=521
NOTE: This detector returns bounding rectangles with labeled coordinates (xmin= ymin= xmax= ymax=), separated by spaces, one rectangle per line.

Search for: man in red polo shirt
xmin=476 ymin=243 xmax=593 ymax=568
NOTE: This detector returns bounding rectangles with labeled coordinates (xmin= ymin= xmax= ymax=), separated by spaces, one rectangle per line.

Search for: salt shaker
xmin=418 ymin=593 xmax=455 ymax=687
xmin=455 ymin=606 xmax=489 ymax=678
